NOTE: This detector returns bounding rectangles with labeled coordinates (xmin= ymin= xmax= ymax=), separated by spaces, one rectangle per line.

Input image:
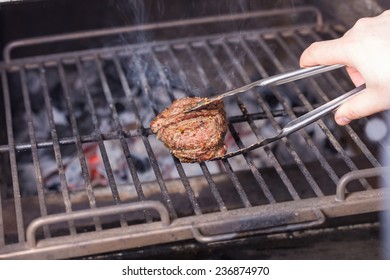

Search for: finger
xmin=345 ymin=67 xmax=365 ymax=87
xmin=334 ymin=89 xmax=390 ymax=125
xmin=300 ymin=38 xmax=350 ymax=68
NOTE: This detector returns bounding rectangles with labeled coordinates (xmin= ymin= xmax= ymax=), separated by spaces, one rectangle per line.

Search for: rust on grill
xmin=0 ymin=6 xmax=389 ymax=259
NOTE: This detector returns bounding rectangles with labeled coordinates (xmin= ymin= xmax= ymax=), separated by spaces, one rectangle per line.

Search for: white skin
xmin=300 ymin=10 xmax=390 ymax=125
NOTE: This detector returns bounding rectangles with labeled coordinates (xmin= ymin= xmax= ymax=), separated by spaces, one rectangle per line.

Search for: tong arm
xmin=212 ymin=84 xmax=366 ymax=160
xmin=187 ymin=64 xmax=344 ymax=112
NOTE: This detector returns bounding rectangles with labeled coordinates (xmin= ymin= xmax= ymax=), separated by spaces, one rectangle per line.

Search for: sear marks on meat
xmin=150 ymin=97 xmax=228 ymax=162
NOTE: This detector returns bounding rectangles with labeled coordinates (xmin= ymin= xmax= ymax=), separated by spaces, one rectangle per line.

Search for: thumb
xmin=334 ymin=88 xmax=390 ymax=125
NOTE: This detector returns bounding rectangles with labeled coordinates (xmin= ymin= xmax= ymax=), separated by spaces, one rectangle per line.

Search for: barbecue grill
xmin=0 ymin=0 xmax=390 ymax=259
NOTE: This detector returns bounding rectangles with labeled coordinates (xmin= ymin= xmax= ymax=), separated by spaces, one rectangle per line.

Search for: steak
xmin=150 ymin=97 xmax=228 ymax=162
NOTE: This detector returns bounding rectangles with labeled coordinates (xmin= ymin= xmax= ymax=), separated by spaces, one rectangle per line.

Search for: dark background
xmin=2 ymin=0 xmax=389 ymax=61
xmin=0 ymin=0 xmax=300 ymax=59
xmin=0 ymin=0 xmax=389 ymax=60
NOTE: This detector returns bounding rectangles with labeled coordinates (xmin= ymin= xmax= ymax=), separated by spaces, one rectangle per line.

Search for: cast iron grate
xmin=0 ymin=7 xmax=388 ymax=259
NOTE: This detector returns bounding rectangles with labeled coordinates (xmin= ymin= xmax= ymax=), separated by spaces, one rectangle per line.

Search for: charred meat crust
xmin=150 ymin=97 xmax=227 ymax=162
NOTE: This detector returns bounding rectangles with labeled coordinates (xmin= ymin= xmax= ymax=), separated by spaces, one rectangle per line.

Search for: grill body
xmin=0 ymin=2 xmax=390 ymax=259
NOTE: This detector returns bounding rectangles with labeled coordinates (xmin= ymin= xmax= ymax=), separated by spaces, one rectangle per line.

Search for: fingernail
xmin=336 ymin=116 xmax=351 ymax=126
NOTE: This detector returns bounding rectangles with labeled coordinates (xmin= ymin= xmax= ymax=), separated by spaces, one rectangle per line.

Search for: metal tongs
xmin=187 ymin=64 xmax=365 ymax=160
xmin=187 ymin=64 xmax=346 ymax=112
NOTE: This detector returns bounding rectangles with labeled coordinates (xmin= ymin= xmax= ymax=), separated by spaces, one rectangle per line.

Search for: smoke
xmin=7 ymin=0 xmax=359 ymax=196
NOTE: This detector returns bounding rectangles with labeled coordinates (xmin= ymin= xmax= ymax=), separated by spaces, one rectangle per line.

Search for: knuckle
xmin=354 ymin=17 xmax=371 ymax=27
xmin=300 ymin=42 xmax=320 ymax=65
xmin=382 ymin=10 xmax=390 ymax=16
xmin=340 ymin=31 xmax=359 ymax=57
xmin=346 ymin=107 xmax=362 ymax=120
xmin=349 ymin=17 xmax=372 ymax=36
xmin=305 ymin=42 xmax=320 ymax=57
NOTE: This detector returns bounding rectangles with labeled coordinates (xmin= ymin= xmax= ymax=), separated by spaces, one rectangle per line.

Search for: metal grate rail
xmin=0 ymin=6 xmax=389 ymax=259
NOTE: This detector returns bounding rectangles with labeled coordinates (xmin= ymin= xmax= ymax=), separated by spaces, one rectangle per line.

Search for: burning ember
xmin=11 ymin=40 xmax=346 ymax=196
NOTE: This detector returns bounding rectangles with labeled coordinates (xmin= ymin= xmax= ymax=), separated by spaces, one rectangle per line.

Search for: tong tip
xmin=185 ymin=99 xmax=212 ymax=113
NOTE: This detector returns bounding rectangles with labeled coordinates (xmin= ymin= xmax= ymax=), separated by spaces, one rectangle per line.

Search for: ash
xmin=11 ymin=56 xmax=347 ymax=196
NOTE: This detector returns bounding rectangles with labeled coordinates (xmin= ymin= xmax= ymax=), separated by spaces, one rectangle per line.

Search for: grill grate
xmin=0 ymin=6 xmax=389 ymax=259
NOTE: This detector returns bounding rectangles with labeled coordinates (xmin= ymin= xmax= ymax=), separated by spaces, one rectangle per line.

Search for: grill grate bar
xmin=277 ymin=31 xmax=372 ymax=185
xmin=0 ymin=108 xmax=310 ymax=154
xmin=148 ymin=49 xmax=202 ymax=215
xmin=0 ymin=72 xmax=6 ymax=245
xmin=246 ymin=34 xmax=339 ymax=186
xmin=1 ymin=70 xmax=26 ymax=242
xmin=199 ymin=162 xmax=227 ymax=212
xmin=3 ymin=6 xmax=323 ymax=64
xmin=201 ymin=42 xmax=268 ymax=204
xmin=221 ymin=39 xmax=325 ymax=197
xmin=57 ymin=62 xmax=102 ymax=230
xmin=283 ymin=31 xmax=378 ymax=189
xmin=184 ymin=43 xmax=276 ymax=203
xmin=95 ymin=55 xmax=145 ymax=226
xmin=266 ymin=32 xmax=372 ymax=189
xmin=112 ymin=54 xmax=154 ymax=222
xmin=19 ymin=68 xmax=51 ymax=238
xmin=222 ymin=157 xmax=253 ymax=207
xmin=227 ymin=123 xmax=277 ymax=203
xmin=0 ymin=6 xmax=386 ymax=258
xmin=184 ymin=46 xmax=211 ymax=93
xmin=165 ymin=45 xmax=201 ymax=95
xmin=75 ymin=59 xmax=126 ymax=220
xmin=293 ymin=32 xmax=380 ymax=170
xmin=132 ymin=54 xmax=178 ymax=219
xmin=164 ymin=45 xmax=228 ymax=211
xmin=257 ymin=35 xmax=372 ymax=190
xmin=310 ymin=29 xmax=382 ymax=167
xmin=203 ymin=41 xmax=301 ymax=200
xmin=0 ymin=183 xmax=3 ymax=246
xmin=289 ymin=32 xmax=376 ymax=176
xmin=242 ymin=34 xmax=341 ymax=189
xmin=39 ymin=65 xmax=77 ymax=235
xmin=268 ymin=34 xmax=341 ymax=184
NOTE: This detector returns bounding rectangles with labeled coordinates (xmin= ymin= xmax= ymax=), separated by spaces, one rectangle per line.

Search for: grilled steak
xmin=150 ymin=97 xmax=227 ymax=162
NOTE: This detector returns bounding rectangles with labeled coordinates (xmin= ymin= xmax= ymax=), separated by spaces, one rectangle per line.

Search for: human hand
xmin=300 ymin=10 xmax=390 ymax=125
